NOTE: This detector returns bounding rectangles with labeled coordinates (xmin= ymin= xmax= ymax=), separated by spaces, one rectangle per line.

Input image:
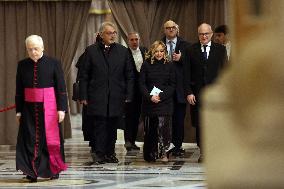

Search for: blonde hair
xmin=145 ymin=41 xmax=169 ymax=64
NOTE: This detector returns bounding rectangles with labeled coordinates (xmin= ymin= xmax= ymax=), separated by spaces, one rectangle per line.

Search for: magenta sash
xmin=25 ymin=87 xmax=67 ymax=174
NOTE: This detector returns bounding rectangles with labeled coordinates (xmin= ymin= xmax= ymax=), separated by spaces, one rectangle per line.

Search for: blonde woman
xmin=139 ymin=41 xmax=176 ymax=163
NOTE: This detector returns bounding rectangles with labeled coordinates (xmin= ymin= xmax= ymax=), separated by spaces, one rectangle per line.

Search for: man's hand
xmin=172 ymin=50 xmax=181 ymax=61
xmin=16 ymin=115 xmax=21 ymax=125
xmin=151 ymin=95 xmax=160 ymax=103
xmin=58 ymin=111 xmax=65 ymax=123
xmin=187 ymin=94 xmax=196 ymax=105
xmin=80 ymin=100 xmax=88 ymax=105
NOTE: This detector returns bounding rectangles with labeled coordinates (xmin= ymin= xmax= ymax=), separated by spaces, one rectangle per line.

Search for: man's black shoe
xmin=50 ymin=174 xmax=59 ymax=180
xmin=131 ymin=144 xmax=140 ymax=151
xmin=178 ymin=148 xmax=185 ymax=154
xmin=172 ymin=148 xmax=185 ymax=156
xmin=91 ymin=153 xmax=106 ymax=164
xmin=105 ymin=154 xmax=119 ymax=163
xmin=26 ymin=175 xmax=37 ymax=183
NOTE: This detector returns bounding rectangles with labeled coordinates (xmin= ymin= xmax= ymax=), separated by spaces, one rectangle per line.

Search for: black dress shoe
xmin=105 ymin=154 xmax=119 ymax=163
xmin=50 ymin=174 xmax=59 ymax=180
xmin=124 ymin=141 xmax=132 ymax=151
xmin=172 ymin=148 xmax=185 ymax=156
xmin=91 ymin=153 xmax=106 ymax=164
xmin=26 ymin=175 xmax=37 ymax=183
xmin=178 ymin=148 xmax=185 ymax=154
xmin=131 ymin=144 xmax=140 ymax=150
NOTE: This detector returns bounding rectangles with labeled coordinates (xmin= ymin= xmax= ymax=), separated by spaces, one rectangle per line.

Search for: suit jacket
xmin=185 ymin=41 xmax=227 ymax=97
xmin=162 ymin=36 xmax=190 ymax=103
xmin=79 ymin=42 xmax=135 ymax=117
xmin=127 ymin=46 xmax=148 ymax=98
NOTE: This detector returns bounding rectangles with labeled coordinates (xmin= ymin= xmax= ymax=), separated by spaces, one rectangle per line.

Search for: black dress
xmin=139 ymin=58 xmax=176 ymax=161
xmin=15 ymin=55 xmax=67 ymax=178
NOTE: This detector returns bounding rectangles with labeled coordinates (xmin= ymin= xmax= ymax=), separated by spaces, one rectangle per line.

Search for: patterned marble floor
xmin=0 ymin=115 xmax=206 ymax=189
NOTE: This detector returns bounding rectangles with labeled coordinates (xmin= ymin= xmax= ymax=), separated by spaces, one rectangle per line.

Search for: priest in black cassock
xmin=15 ymin=35 xmax=68 ymax=182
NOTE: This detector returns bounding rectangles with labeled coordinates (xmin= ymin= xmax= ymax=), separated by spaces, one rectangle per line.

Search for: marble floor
xmin=0 ymin=115 xmax=206 ymax=189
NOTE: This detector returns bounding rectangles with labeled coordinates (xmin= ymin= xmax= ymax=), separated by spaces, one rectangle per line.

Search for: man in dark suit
xmin=124 ymin=32 xmax=147 ymax=151
xmin=79 ymin=22 xmax=135 ymax=164
xmin=185 ymin=23 xmax=227 ymax=162
xmin=162 ymin=20 xmax=191 ymax=156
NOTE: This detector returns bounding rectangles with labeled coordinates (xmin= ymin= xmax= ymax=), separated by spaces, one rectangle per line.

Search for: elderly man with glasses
xmin=79 ymin=22 xmax=135 ymax=164
xmin=184 ymin=23 xmax=227 ymax=163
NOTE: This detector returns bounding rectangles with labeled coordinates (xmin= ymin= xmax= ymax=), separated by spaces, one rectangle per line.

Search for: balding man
xmin=162 ymin=20 xmax=191 ymax=157
xmin=15 ymin=35 xmax=68 ymax=182
xmin=184 ymin=23 xmax=227 ymax=162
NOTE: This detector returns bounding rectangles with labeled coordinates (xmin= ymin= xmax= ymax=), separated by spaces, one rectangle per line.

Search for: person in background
xmin=124 ymin=32 xmax=148 ymax=152
xmin=214 ymin=24 xmax=231 ymax=59
xmin=75 ymin=33 xmax=102 ymax=155
xmin=140 ymin=41 xmax=176 ymax=163
xmin=79 ymin=22 xmax=134 ymax=164
xmin=15 ymin=35 xmax=68 ymax=182
xmin=162 ymin=20 xmax=191 ymax=157
xmin=185 ymin=23 xmax=227 ymax=163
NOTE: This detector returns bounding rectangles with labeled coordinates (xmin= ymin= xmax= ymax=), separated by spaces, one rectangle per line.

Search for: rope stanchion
xmin=0 ymin=104 xmax=16 ymax=113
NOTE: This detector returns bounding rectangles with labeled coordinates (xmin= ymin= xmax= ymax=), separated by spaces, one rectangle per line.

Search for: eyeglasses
xmin=104 ymin=31 xmax=117 ymax=36
xmin=165 ymin=26 xmax=177 ymax=30
xmin=198 ymin=32 xmax=212 ymax=37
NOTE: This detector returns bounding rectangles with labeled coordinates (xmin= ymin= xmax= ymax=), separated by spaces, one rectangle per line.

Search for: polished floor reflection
xmin=0 ymin=115 xmax=206 ymax=188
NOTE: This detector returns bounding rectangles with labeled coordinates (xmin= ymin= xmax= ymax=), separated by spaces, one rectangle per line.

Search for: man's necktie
xmin=169 ymin=41 xmax=173 ymax=61
xmin=203 ymin=45 xmax=207 ymax=60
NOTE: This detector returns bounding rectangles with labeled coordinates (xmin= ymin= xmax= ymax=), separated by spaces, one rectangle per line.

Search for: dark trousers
xmin=124 ymin=97 xmax=141 ymax=144
xmin=91 ymin=116 xmax=118 ymax=158
xmin=172 ymin=102 xmax=186 ymax=149
xmin=190 ymin=101 xmax=201 ymax=150
xmin=82 ymin=105 xmax=95 ymax=147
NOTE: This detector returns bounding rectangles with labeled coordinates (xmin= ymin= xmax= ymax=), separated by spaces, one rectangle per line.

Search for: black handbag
xmin=72 ymin=81 xmax=80 ymax=101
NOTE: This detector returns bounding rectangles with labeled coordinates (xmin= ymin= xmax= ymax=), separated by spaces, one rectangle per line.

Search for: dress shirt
xmin=166 ymin=37 xmax=177 ymax=55
xmin=201 ymin=41 xmax=212 ymax=59
xmin=130 ymin=48 xmax=143 ymax=72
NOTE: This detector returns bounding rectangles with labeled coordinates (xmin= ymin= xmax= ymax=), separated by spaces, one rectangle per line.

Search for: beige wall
xmin=203 ymin=1 xmax=284 ymax=188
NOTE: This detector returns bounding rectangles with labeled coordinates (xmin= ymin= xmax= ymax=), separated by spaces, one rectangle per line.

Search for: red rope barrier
xmin=0 ymin=104 xmax=16 ymax=112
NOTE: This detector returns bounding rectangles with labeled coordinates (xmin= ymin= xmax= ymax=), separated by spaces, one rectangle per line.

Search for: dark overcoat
xmin=79 ymin=42 xmax=135 ymax=117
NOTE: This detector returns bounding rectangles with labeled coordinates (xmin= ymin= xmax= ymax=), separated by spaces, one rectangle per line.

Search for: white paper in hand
xmin=150 ymin=86 xmax=163 ymax=95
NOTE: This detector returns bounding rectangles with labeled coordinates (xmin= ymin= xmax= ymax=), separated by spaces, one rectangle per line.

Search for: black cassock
xmin=15 ymin=55 xmax=67 ymax=178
